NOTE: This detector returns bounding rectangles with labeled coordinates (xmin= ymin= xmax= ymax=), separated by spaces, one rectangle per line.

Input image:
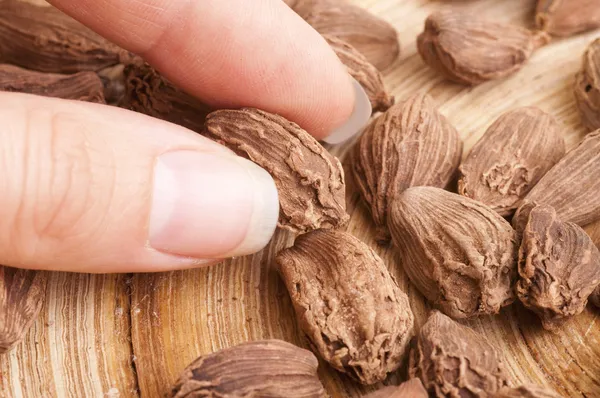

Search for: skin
xmin=0 ymin=0 xmax=355 ymax=273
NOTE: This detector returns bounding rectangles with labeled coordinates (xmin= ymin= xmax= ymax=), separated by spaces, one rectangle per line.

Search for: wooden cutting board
xmin=1 ymin=0 xmax=600 ymax=397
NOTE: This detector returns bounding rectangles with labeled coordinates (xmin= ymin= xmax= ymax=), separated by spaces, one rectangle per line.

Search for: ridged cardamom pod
xmin=517 ymin=204 xmax=600 ymax=330
xmin=352 ymin=92 xmax=462 ymax=244
xmin=409 ymin=311 xmax=509 ymax=397
xmin=204 ymin=108 xmax=349 ymax=233
xmin=170 ymin=340 xmax=326 ymax=398
xmin=122 ymin=61 xmax=211 ymax=133
xmin=388 ymin=187 xmax=518 ymax=318
xmin=0 ymin=0 xmax=130 ymax=73
xmin=0 ymin=266 xmax=47 ymax=353
xmin=536 ymin=0 xmax=600 ymax=37
xmin=458 ymin=107 xmax=565 ymax=217
xmin=417 ymin=11 xmax=549 ymax=85
xmin=289 ymin=0 xmax=400 ymax=70
xmin=324 ymin=34 xmax=394 ymax=112
xmin=575 ymin=38 xmax=600 ymax=132
xmin=0 ymin=64 xmax=106 ymax=103
xmin=513 ymin=130 xmax=600 ymax=233
xmin=276 ymin=230 xmax=414 ymax=385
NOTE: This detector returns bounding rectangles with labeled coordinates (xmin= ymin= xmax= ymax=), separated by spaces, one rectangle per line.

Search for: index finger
xmin=47 ymin=0 xmax=369 ymax=142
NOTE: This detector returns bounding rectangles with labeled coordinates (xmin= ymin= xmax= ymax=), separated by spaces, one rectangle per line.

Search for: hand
xmin=0 ymin=0 xmax=369 ymax=273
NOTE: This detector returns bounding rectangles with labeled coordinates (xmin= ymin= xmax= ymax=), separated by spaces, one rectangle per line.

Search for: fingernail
xmin=149 ymin=151 xmax=279 ymax=259
xmin=322 ymin=77 xmax=372 ymax=145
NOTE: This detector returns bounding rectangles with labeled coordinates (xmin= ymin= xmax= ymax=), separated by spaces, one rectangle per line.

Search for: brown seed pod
xmin=122 ymin=61 xmax=211 ymax=133
xmin=169 ymin=340 xmax=327 ymax=398
xmin=517 ymin=204 xmax=600 ymax=330
xmin=409 ymin=311 xmax=509 ymax=397
xmin=352 ymin=92 xmax=462 ymax=244
xmin=388 ymin=187 xmax=518 ymax=319
xmin=276 ymin=230 xmax=414 ymax=385
xmin=289 ymin=0 xmax=400 ymax=71
xmin=324 ymin=34 xmax=394 ymax=112
xmin=0 ymin=64 xmax=106 ymax=103
xmin=493 ymin=384 xmax=564 ymax=398
xmin=204 ymin=108 xmax=349 ymax=233
xmin=0 ymin=0 xmax=130 ymax=74
xmin=575 ymin=38 xmax=600 ymax=132
xmin=363 ymin=379 xmax=428 ymax=398
xmin=0 ymin=266 xmax=47 ymax=354
xmin=513 ymin=130 xmax=600 ymax=233
xmin=536 ymin=0 xmax=600 ymax=37
xmin=458 ymin=107 xmax=565 ymax=217
xmin=417 ymin=11 xmax=550 ymax=85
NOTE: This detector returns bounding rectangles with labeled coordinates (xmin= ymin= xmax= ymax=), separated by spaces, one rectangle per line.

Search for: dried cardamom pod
xmin=517 ymin=205 xmax=600 ymax=330
xmin=169 ymin=340 xmax=326 ymax=398
xmin=324 ymin=34 xmax=394 ymax=112
xmin=289 ymin=0 xmax=400 ymax=70
xmin=409 ymin=311 xmax=509 ymax=397
xmin=458 ymin=107 xmax=565 ymax=217
xmin=0 ymin=0 xmax=130 ymax=74
xmin=122 ymin=61 xmax=211 ymax=132
xmin=575 ymin=38 xmax=600 ymax=132
xmin=590 ymin=285 xmax=600 ymax=308
xmin=536 ymin=0 xmax=600 ymax=37
xmin=352 ymin=92 xmax=462 ymax=243
xmin=204 ymin=109 xmax=349 ymax=233
xmin=363 ymin=379 xmax=428 ymax=398
xmin=388 ymin=187 xmax=518 ymax=319
xmin=513 ymin=131 xmax=600 ymax=233
xmin=276 ymin=230 xmax=414 ymax=385
xmin=417 ymin=11 xmax=550 ymax=85
xmin=493 ymin=384 xmax=563 ymax=398
xmin=0 ymin=64 xmax=105 ymax=103
xmin=1 ymin=266 xmax=47 ymax=353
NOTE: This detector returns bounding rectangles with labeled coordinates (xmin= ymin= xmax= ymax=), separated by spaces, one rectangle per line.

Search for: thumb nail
xmin=322 ymin=77 xmax=372 ymax=145
xmin=149 ymin=150 xmax=279 ymax=259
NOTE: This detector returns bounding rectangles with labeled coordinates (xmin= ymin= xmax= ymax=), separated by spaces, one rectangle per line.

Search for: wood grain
xmin=2 ymin=0 xmax=600 ymax=397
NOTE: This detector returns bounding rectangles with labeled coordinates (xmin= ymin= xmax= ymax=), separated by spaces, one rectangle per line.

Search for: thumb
xmin=0 ymin=93 xmax=279 ymax=273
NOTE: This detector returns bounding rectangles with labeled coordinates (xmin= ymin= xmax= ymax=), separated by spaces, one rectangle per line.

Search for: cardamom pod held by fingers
xmin=204 ymin=108 xmax=349 ymax=234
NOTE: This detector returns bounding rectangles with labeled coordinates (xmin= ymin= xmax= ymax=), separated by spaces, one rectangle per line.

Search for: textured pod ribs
xmin=458 ymin=107 xmax=565 ymax=217
xmin=352 ymin=92 xmax=462 ymax=244
xmin=122 ymin=61 xmax=211 ymax=132
xmin=363 ymin=379 xmax=428 ymax=398
xmin=517 ymin=205 xmax=600 ymax=330
xmin=324 ymin=35 xmax=394 ymax=112
xmin=575 ymin=38 xmax=600 ymax=132
xmin=417 ymin=11 xmax=549 ymax=85
xmin=513 ymin=131 xmax=600 ymax=232
xmin=0 ymin=266 xmax=47 ymax=353
xmin=0 ymin=64 xmax=105 ymax=103
xmin=290 ymin=0 xmax=400 ymax=70
xmin=204 ymin=109 xmax=349 ymax=233
xmin=276 ymin=230 xmax=414 ymax=385
xmin=0 ymin=0 xmax=129 ymax=73
xmin=493 ymin=384 xmax=564 ymax=398
xmin=388 ymin=187 xmax=518 ymax=318
xmin=169 ymin=340 xmax=326 ymax=398
xmin=536 ymin=0 xmax=600 ymax=37
xmin=410 ymin=311 xmax=509 ymax=397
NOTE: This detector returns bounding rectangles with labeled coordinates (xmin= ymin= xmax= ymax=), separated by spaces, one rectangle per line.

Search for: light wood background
xmin=1 ymin=0 xmax=600 ymax=397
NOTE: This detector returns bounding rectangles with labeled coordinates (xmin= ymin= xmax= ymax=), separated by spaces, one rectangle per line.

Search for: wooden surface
xmin=2 ymin=0 xmax=600 ymax=397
